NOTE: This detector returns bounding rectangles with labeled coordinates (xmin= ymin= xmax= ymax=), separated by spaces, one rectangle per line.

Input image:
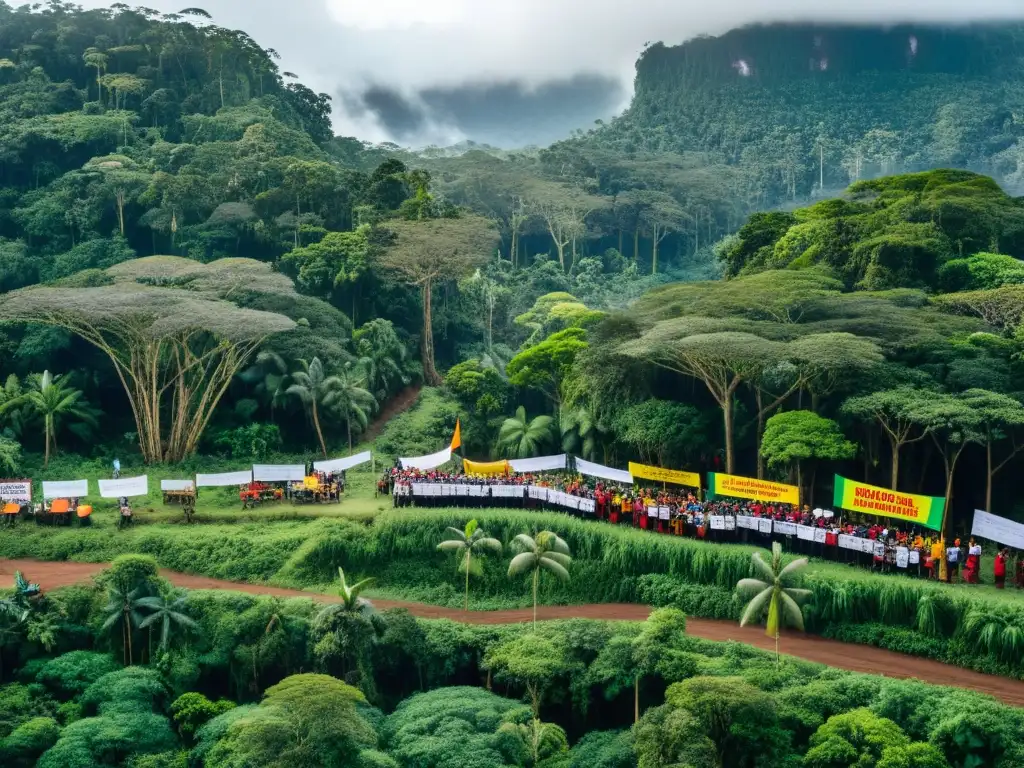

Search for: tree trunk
xmin=796 ymin=461 xmax=803 ymax=505
xmin=126 ymin=612 xmax=133 ymax=666
xmin=986 ymin=439 xmax=993 ymax=513
xmin=652 ymin=227 xmax=659 ymax=275
xmin=889 ymin=436 xmax=900 ymax=490
xmin=723 ymin=396 xmax=735 ymax=474
xmin=633 ymin=229 xmax=640 ymax=262
xmin=44 ymin=417 xmax=52 ymax=468
xmin=755 ymin=390 xmax=765 ymax=479
xmin=634 ymin=674 xmax=640 ymax=724
xmin=532 ymin=568 xmax=538 ymax=630
xmin=312 ymin=399 xmax=327 ymax=458
xmin=465 ymin=551 xmax=471 ymax=612
xmin=421 ymin=282 xmax=441 ymax=385
xmin=347 ymin=418 xmax=353 ymax=452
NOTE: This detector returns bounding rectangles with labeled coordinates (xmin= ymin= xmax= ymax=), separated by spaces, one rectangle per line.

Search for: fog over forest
xmin=73 ymin=0 xmax=1024 ymax=146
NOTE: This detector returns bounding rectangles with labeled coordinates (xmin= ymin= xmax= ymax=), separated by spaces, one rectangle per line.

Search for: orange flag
xmin=450 ymin=419 xmax=462 ymax=452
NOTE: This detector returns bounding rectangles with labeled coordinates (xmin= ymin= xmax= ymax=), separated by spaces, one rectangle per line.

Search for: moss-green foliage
xmin=722 ymin=170 xmax=1024 ymax=288
xmin=34 ymin=652 xmax=120 ymax=700
xmin=0 ymin=716 xmax=61 ymax=768
xmin=374 ymin=387 xmax=461 ymax=462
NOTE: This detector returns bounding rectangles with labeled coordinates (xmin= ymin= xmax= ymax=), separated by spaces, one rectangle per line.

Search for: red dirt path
xmin=5 ymin=558 xmax=1024 ymax=707
xmin=362 ymin=385 xmax=422 ymax=441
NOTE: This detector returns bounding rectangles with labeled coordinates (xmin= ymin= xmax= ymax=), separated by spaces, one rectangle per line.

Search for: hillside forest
xmin=2 ymin=3 xmax=1024 ymax=536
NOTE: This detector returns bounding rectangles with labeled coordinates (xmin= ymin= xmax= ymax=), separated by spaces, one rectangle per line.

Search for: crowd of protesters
xmin=379 ymin=466 xmax=1024 ymax=587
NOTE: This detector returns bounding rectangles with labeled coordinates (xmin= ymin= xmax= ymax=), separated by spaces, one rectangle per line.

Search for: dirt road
xmin=5 ymin=558 xmax=1024 ymax=707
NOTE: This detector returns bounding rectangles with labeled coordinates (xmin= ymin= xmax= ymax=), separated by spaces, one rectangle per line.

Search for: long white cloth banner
xmin=160 ymin=480 xmax=194 ymax=492
xmin=972 ymin=509 xmax=1024 ymax=549
xmin=509 ymin=454 xmax=567 ymax=473
xmin=253 ymin=464 xmax=305 ymax=482
xmin=42 ymin=480 xmax=88 ymax=499
xmin=99 ymin=475 xmax=148 ymax=499
xmin=400 ymin=446 xmax=452 ymax=471
xmin=196 ymin=470 xmax=252 ymax=488
xmin=575 ymin=457 xmax=632 ymax=485
xmin=314 ymin=451 xmax=372 ymax=473
xmin=0 ymin=481 xmax=31 ymax=502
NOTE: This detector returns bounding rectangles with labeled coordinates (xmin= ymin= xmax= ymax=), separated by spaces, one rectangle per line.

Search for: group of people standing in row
xmin=378 ymin=467 xmax=1023 ymax=586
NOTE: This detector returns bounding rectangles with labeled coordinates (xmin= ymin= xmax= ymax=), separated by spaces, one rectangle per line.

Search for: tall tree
xmin=507 ymin=531 xmax=572 ymax=629
xmin=498 ymin=406 xmax=557 ymax=459
xmin=137 ymin=594 xmax=197 ymax=653
xmin=0 ymin=370 xmax=97 ymax=468
xmin=842 ymin=388 xmax=936 ymax=490
xmin=737 ymin=542 xmax=811 ymax=662
xmin=437 ymin=519 xmax=503 ymax=611
xmin=760 ymin=410 xmax=856 ymax=505
xmin=0 ymin=259 xmax=295 ymax=463
xmin=286 ymin=357 xmax=341 ymax=458
xmin=959 ymin=389 xmax=1024 ymax=513
xmin=325 ymin=364 xmax=376 ymax=451
xmin=376 ymin=216 xmax=498 ymax=385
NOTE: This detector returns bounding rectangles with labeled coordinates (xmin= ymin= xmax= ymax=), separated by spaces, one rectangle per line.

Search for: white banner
xmin=509 ymin=454 xmax=567 ymax=473
xmin=196 ymin=470 xmax=252 ymax=487
xmin=775 ymin=521 xmax=798 ymax=536
xmin=909 ymin=550 xmax=920 ymax=565
xmin=873 ymin=542 xmax=885 ymax=558
xmin=724 ymin=515 xmax=736 ymax=531
xmin=736 ymin=515 xmax=755 ymax=530
xmin=400 ymin=446 xmax=452 ymax=471
xmin=99 ymin=475 xmax=148 ymax=499
xmin=758 ymin=518 xmax=773 ymax=534
xmin=253 ymin=464 xmax=305 ymax=482
xmin=42 ymin=479 xmax=88 ymax=499
xmin=314 ymin=450 xmax=372 ymax=473
xmin=971 ymin=509 xmax=1024 ymax=549
xmin=659 ymin=506 xmax=671 ymax=520
xmin=813 ymin=528 xmax=827 ymax=544
xmin=0 ymin=480 xmax=31 ymax=502
xmin=709 ymin=515 xmax=725 ymax=530
xmin=796 ymin=525 xmax=816 ymax=541
xmin=862 ymin=539 xmax=876 ymax=554
xmin=580 ymin=498 xmax=595 ymax=514
xmin=575 ymin=457 xmax=633 ymax=485
xmin=160 ymin=480 xmax=194 ymax=492
xmin=838 ymin=534 xmax=856 ymax=550
xmin=896 ymin=547 xmax=909 ymax=568
xmin=528 ymin=486 xmax=548 ymax=501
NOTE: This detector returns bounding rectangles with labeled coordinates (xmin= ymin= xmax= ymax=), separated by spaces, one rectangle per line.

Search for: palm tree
xmin=240 ymin=350 xmax=291 ymax=420
xmin=437 ymin=519 xmax=503 ymax=611
xmin=137 ymin=594 xmax=197 ymax=654
xmin=355 ymin=318 xmax=410 ymax=402
xmin=508 ymin=531 xmax=572 ymax=629
xmin=323 ymin=364 xmax=377 ymax=451
xmin=101 ymin=585 xmax=147 ymax=666
xmin=331 ymin=566 xmax=376 ymax=616
xmin=498 ymin=406 xmax=556 ymax=459
xmin=286 ymin=357 xmax=341 ymax=457
xmin=737 ymin=542 xmax=812 ymax=662
xmin=560 ymin=406 xmax=603 ymax=461
xmin=0 ymin=371 xmax=98 ymax=467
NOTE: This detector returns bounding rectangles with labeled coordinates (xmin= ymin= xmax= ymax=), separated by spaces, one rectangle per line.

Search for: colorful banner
xmin=463 ymin=459 xmax=510 ymax=476
xmin=832 ymin=475 xmax=944 ymax=531
xmin=707 ymin=472 xmax=799 ymax=505
xmin=628 ymin=462 xmax=701 ymax=488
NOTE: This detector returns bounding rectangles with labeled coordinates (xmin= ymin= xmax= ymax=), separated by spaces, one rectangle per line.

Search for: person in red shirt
xmin=995 ymin=548 xmax=1009 ymax=589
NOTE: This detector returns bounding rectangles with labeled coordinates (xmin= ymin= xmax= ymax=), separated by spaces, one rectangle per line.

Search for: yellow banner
xmin=463 ymin=459 xmax=509 ymax=476
xmin=707 ymin=472 xmax=799 ymax=505
xmin=629 ymin=462 xmax=701 ymax=488
xmin=833 ymin=475 xmax=944 ymax=530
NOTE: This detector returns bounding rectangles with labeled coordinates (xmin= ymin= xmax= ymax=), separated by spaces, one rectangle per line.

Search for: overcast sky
xmin=75 ymin=0 xmax=1024 ymax=147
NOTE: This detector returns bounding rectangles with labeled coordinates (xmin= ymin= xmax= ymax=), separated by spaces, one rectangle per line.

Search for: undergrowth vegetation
xmin=6 ymin=509 xmax=1024 ymax=679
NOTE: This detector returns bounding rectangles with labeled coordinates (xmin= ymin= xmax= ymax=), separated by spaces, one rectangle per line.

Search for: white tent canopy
xmin=99 ymin=475 xmax=149 ymax=499
xmin=400 ymin=446 xmax=453 ymax=471
xmin=252 ymin=464 xmax=305 ymax=482
xmin=160 ymin=480 xmax=194 ymax=492
xmin=196 ymin=470 xmax=252 ymax=488
xmin=509 ymin=454 xmax=566 ymax=473
xmin=42 ymin=479 xmax=88 ymax=499
xmin=575 ymin=457 xmax=632 ymax=485
xmin=314 ymin=450 xmax=372 ymax=473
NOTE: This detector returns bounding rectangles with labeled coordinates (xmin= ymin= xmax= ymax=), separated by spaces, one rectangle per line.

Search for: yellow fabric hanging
xmin=463 ymin=458 xmax=509 ymax=476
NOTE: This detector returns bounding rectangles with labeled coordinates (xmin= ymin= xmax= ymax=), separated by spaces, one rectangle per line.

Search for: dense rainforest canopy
xmin=3 ymin=2 xmax=1024 ymax=534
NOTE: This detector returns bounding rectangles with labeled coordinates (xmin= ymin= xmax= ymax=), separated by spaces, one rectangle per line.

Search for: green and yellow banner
xmin=832 ymin=475 xmax=944 ymax=530
xmin=629 ymin=462 xmax=701 ymax=488
xmin=707 ymin=472 xmax=799 ymax=505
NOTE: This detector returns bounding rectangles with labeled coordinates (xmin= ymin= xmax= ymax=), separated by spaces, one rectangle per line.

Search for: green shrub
xmin=0 ymin=716 xmax=60 ymax=768
xmin=34 ymin=652 xmax=120 ymax=700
